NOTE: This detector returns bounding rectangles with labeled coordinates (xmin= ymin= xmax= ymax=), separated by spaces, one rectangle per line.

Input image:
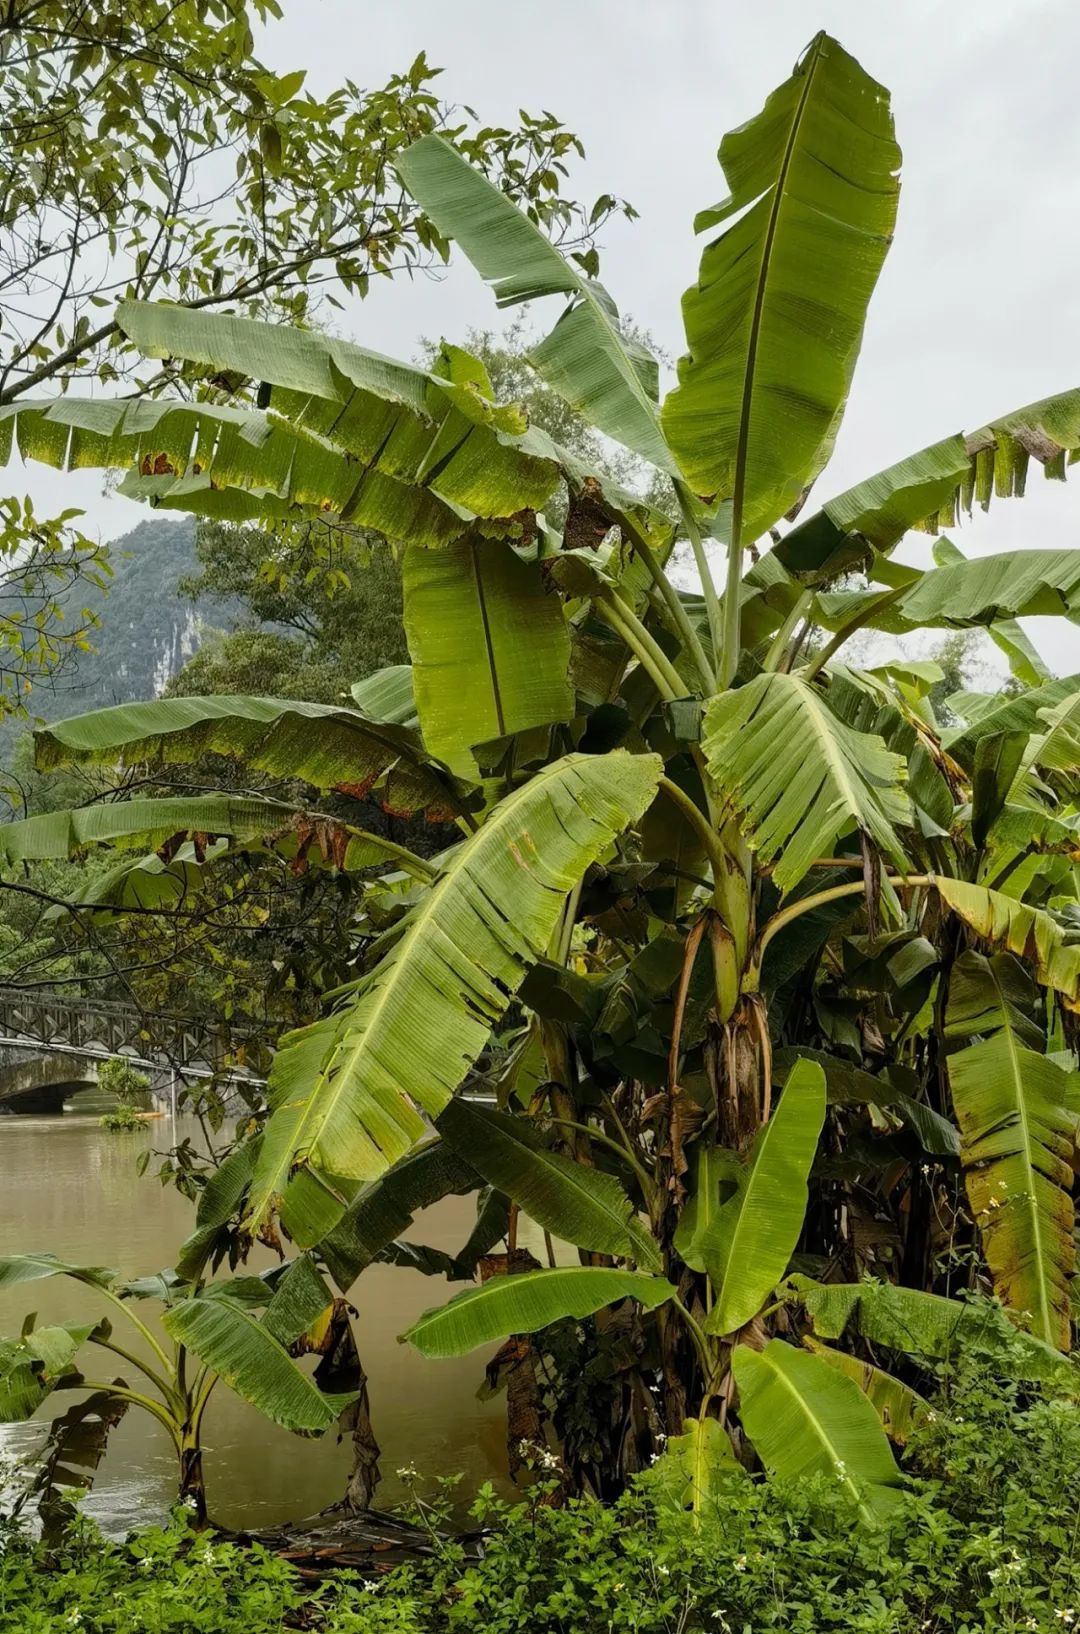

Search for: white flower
xmin=183 ymin=1494 xmax=199 ymax=1510
xmin=734 ymin=1554 xmax=748 ymax=1573
xmin=139 ymin=1557 xmax=153 ymax=1571
xmin=66 ymin=1614 xmax=82 ymax=1628
xmin=657 ymin=1564 xmax=670 ymax=1576
xmin=201 ymin=1545 xmax=216 ymax=1565
xmin=1055 ymin=1611 xmax=1075 ymax=1624
xmin=395 ymin=1464 xmax=419 ymax=1481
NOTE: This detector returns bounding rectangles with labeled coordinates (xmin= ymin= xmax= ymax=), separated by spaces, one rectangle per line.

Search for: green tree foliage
xmin=6 ymin=29 xmax=1080 ymax=1524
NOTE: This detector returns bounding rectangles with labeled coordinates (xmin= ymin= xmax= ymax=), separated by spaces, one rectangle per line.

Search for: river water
xmin=0 ymin=1109 xmax=514 ymax=1535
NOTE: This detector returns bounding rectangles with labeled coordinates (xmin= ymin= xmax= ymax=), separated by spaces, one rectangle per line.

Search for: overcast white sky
xmin=11 ymin=0 xmax=1080 ymax=673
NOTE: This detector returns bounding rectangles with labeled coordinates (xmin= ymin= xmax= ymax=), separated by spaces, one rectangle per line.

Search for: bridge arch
xmin=0 ymin=1052 xmax=100 ymax=1115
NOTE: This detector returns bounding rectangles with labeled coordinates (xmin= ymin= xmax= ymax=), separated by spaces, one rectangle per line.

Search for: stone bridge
xmin=0 ymin=992 xmax=263 ymax=1115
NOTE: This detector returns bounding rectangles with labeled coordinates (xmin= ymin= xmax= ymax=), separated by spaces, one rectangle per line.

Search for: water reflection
xmin=0 ymin=1112 xmax=512 ymax=1535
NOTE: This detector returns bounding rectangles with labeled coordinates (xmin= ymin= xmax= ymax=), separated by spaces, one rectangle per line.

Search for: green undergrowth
xmin=2 ymin=1356 xmax=1079 ymax=1633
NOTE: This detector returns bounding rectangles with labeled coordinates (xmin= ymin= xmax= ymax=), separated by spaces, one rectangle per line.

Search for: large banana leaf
xmin=802 ymin=1339 xmax=927 ymax=1444
xmin=946 ymin=951 xmax=1075 ymax=1349
xmin=944 ymin=673 xmax=1080 ymax=771
xmin=788 ymin=1273 xmax=1080 ymax=1390
xmin=824 ymin=550 xmax=1080 ymax=638
xmin=403 ymin=538 xmax=572 ymax=771
xmin=695 ymin=1059 xmax=826 ymax=1335
xmin=437 ymin=1097 xmax=660 ymax=1271
xmin=661 ymin=33 xmax=900 ymax=536
xmin=0 ymin=794 xmax=315 ymax=866
xmin=652 ymin=1415 xmax=743 ymax=1519
xmin=0 ymin=395 xmax=470 ymax=548
xmin=777 ymin=385 xmax=1080 ymax=581
xmin=400 ymin=1267 xmax=676 ymax=1360
xmin=702 ymin=672 xmax=910 ymax=891
xmin=114 ymin=302 xmax=562 ymax=525
xmin=0 ymin=1325 xmax=99 ymax=1422
xmin=34 ymin=695 xmax=464 ymax=820
xmin=935 ymin=877 xmax=1080 ymax=1003
xmin=929 ymin=536 xmax=1051 ymax=687
xmin=318 ymin=1139 xmax=480 ymax=1292
xmin=733 ymin=1339 xmax=902 ymax=1522
xmin=0 ymin=1254 xmax=116 ymax=1291
xmin=248 ymin=750 xmax=663 ymax=1239
xmin=162 ymin=1294 xmax=356 ymax=1435
xmin=394 ymin=135 xmax=674 ymax=474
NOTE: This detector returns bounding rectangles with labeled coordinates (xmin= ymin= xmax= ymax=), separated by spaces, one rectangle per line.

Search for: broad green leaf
xmin=115 ymin=302 xmax=562 ymax=524
xmin=946 ymin=951 xmax=1075 ymax=1349
xmin=777 ymin=385 xmax=1080 ymax=582
xmin=0 ymin=1325 xmax=98 ymax=1422
xmin=0 ymin=794 xmax=301 ymax=866
xmin=773 ymin=1045 xmax=959 ymax=1156
xmin=394 ymin=135 xmax=674 ymax=473
xmin=438 ymin=1098 xmax=660 ymax=1271
xmin=262 ymin=1257 xmax=333 ymax=1349
xmin=971 ymin=734 xmax=1028 ymax=852
xmin=176 ymin=1140 xmax=261 ymax=1281
xmin=34 ymin=695 xmax=464 ymax=821
xmin=673 ymin=1146 xmax=741 ymax=1272
xmin=662 ymin=33 xmax=900 ymax=536
xmin=733 ymin=1339 xmax=903 ymax=1522
xmin=652 ymin=1415 xmax=743 ymax=1519
xmin=400 ymin=1267 xmax=676 ymax=1359
xmin=248 ymin=750 xmax=663 ymax=1236
xmin=802 ymin=1339 xmax=927 ymax=1444
xmin=162 ymin=1294 xmax=356 ymax=1434
xmin=702 ymin=671 xmax=910 ymax=891
xmin=935 ymin=877 xmax=1080 ymax=1003
xmin=788 ymin=1274 xmax=1080 ymax=1392
xmin=930 ymin=535 xmax=1050 ymax=687
xmin=702 ymin=1059 xmax=826 ymax=1335
xmin=0 ymin=1254 xmax=116 ymax=1291
xmin=319 ymin=1140 xmax=480 ymax=1292
xmin=350 ymin=666 xmax=418 ymax=728
xmin=944 ymin=673 xmax=1080 ymax=771
xmin=776 ymin=436 xmax=970 ymax=580
xmin=403 ymin=538 xmax=572 ymax=771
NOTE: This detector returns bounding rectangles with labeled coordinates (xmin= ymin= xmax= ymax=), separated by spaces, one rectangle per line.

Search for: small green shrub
xmin=98 ymin=1104 xmax=143 ymax=1132
xmin=2 ymin=1360 xmax=1078 ymax=1632
xmin=96 ymin=1058 xmax=151 ymax=1107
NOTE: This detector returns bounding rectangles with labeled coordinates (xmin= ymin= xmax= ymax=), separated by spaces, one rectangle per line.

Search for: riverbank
xmin=2 ymin=1359 xmax=1077 ymax=1633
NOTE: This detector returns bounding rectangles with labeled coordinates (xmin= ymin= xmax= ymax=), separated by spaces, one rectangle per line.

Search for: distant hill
xmin=1 ymin=515 xmax=240 ymax=772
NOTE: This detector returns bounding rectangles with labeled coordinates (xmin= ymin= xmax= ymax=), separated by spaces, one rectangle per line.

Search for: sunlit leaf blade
xmin=162 ymin=1294 xmax=355 ymax=1434
xmin=732 ymin=1339 xmax=903 ymax=1522
xmin=248 ymin=751 xmax=663 ymax=1237
xmin=33 ymin=695 xmax=464 ymax=820
xmin=701 ymin=1059 xmax=825 ymax=1334
xmin=403 ymin=538 xmax=572 ymax=771
xmin=350 ymin=666 xmax=418 ymax=728
xmin=0 ymin=1254 xmax=116 ymax=1291
xmin=400 ymin=1267 xmax=676 ymax=1359
xmin=802 ymin=1339 xmax=928 ymax=1444
xmin=702 ymin=671 xmax=910 ymax=891
xmin=946 ymin=951 xmax=1075 ymax=1349
xmin=394 ymin=134 xmax=674 ymax=472
xmin=652 ymin=1415 xmax=743 ymax=1519
xmin=115 ymin=301 xmax=562 ymax=523
xmin=438 ymin=1098 xmax=660 ymax=1270
xmin=662 ymin=33 xmax=900 ymax=537
xmin=935 ymin=877 xmax=1080 ymax=1003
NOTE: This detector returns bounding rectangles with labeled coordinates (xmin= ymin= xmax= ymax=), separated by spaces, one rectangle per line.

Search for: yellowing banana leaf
xmin=733 ymin=1339 xmax=903 ymax=1523
xmin=403 ymin=538 xmax=572 ymax=772
xmin=946 ymin=951 xmax=1075 ymax=1349
xmin=802 ymin=1338 xmax=928 ymax=1444
xmin=935 ymin=877 xmax=1080 ymax=1004
xmin=662 ymin=33 xmax=900 ymax=538
xmin=400 ymin=1266 xmax=676 ymax=1360
xmin=247 ymin=750 xmax=663 ymax=1239
xmin=651 ymin=1415 xmax=743 ymax=1520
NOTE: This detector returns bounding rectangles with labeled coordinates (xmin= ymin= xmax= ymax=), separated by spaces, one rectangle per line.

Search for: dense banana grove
xmin=4 ymin=32 xmax=1080 ymax=1520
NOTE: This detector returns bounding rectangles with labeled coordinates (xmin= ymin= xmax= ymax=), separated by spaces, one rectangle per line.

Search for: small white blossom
xmin=395 ymin=1464 xmax=419 ymax=1481
xmin=139 ymin=1557 xmax=153 ymax=1571
xmin=66 ymin=1614 xmax=82 ymax=1628
xmin=183 ymin=1494 xmax=199 ymax=1511
xmin=656 ymin=1564 xmax=670 ymax=1576
xmin=734 ymin=1554 xmax=748 ymax=1573
xmin=1055 ymin=1611 xmax=1075 ymax=1624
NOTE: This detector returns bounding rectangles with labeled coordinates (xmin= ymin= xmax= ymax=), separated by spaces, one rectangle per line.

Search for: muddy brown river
xmin=0 ymin=1108 xmax=518 ymax=1535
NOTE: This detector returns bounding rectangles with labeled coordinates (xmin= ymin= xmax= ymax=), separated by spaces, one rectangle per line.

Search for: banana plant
xmin=6 ymin=30 xmax=1080 ymax=1512
xmin=0 ymin=1252 xmax=359 ymax=1523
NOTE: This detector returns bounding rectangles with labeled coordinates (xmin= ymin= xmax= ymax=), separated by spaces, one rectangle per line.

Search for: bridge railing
xmin=0 ymin=990 xmax=252 ymax=1073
